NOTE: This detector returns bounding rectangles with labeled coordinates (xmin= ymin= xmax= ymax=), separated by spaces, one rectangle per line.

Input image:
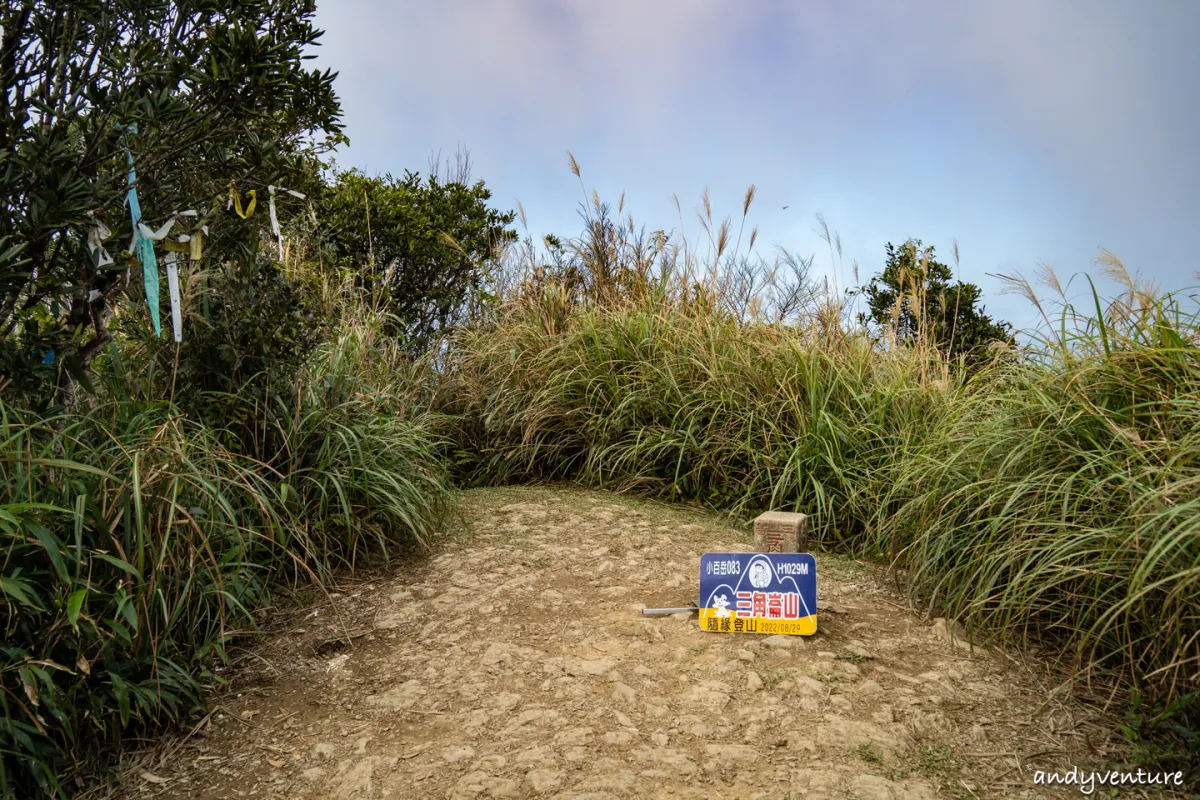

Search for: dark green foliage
xmin=0 ymin=1 xmax=343 ymax=405
xmin=314 ymin=169 xmax=517 ymax=354
xmin=856 ymin=240 xmax=1015 ymax=364
xmin=128 ymin=254 xmax=325 ymax=449
xmin=0 ymin=383 xmax=451 ymax=797
xmin=1118 ymin=691 xmax=1199 ymax=784
xmin=0 ymin=401 xmax=283 ymax=796
xmin=0 ymin=4 xmax=511 ymax=795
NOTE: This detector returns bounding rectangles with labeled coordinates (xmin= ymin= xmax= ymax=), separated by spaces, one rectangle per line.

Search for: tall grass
xmin=440 ymin=164 xmax=1200 ymax=772
xmin=876 ymin=264 xmax=1200 ymax=766
xmin=446 ymin=300 xmax=956 ymax=545
xmin=0 ymin=295 xmax=452 ymax=796
xmin=446 ymin=268 xmax=1198 ymax=767
xmin=0 ymin=401 xmax=285 ymax=795
xmin=267 ymin=303 xmax=454 ymax=563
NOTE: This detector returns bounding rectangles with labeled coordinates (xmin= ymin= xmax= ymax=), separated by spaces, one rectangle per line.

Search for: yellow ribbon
xmin=161 ymin=230 xmax=203 ymax=262
xmin=229 ymin=185 xmax=256 ymax=219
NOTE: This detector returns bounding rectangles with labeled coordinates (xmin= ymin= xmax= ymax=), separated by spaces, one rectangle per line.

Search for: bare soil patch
xmin=111 ymin=487 xmax=1157 ymax=799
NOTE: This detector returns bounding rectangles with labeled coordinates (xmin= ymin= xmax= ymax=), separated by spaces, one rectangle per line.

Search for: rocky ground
xmin=112 ymin=486 xmax=1165 ymax=799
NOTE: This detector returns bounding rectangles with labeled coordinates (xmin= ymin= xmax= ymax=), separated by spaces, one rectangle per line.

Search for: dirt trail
xmin=118 ymin=487 xmax=1139 ymax=800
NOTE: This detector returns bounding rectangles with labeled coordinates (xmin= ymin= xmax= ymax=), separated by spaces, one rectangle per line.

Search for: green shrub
xmin=117 ymin=254 xmax=326 ymax=450
xmin=313 ymin=167 xmax=517 ymax=355
xmin=0 ymin=401 xmax=284 ymax=795
xmin=0 ymin=383 xmax=450 ymax=796
xmin=268 ymin=315 xmax=455 ymax=560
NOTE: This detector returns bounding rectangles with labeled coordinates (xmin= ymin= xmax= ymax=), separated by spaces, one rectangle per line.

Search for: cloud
xmin=312 ymin=0 xmax=1200 ymax=321
xmin=845 ymin=1 xmax=1192 ymax=202
xmin=316 ymin=1 xmax=1194 ymax=189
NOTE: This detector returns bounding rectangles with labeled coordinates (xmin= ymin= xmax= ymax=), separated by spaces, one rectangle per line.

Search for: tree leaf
xmin=93 ymin=552 xmax=141 ymax=577
xmin=19 ymin=667 xmax=39 ymax=708
xmin=66 ymin=588 xmax=87 ymax=630
xmin=109 ymin=672 xmax=131 ymax=726
xmin=27 ymin=522 xmax=70 ymax=582
xmin=0 ymin=575 xmax=41 ymax=609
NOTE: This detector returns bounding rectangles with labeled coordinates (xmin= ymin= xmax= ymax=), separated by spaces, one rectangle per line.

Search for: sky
xmin=311 ymin=0 xmax=1200 ymax=334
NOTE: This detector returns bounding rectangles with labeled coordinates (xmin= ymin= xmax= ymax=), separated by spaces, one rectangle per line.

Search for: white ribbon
xmin=267 ymin=185 xmax=306 ymax=259
xmin=164 ymin=252 xmax=183 ymax=343
xmin=137 ymin=217 xmax=176 ymax=242
xmin=87 ymin=218 xmax=114 ymax=268
xmin=136 ymin=209 xmax=198 ymax=243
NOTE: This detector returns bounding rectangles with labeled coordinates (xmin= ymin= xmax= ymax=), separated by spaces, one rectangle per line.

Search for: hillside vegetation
xmin=443 ymin=186 xmax=1200 ymax=783
xmin=0 ymin=5 xmax=1196 ymax=794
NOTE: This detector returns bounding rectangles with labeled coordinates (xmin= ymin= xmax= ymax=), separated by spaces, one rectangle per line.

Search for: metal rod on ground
xmin=640 ymin=607 xmax=698 ymax=616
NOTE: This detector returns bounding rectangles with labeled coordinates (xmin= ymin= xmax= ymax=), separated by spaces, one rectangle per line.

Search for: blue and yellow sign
xmin=698 ymin=553 xmax=817 ymax=635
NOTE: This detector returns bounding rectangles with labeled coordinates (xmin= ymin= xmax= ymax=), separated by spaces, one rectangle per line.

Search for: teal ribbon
xmin=119 ymin=122 xmax=160 ymax=337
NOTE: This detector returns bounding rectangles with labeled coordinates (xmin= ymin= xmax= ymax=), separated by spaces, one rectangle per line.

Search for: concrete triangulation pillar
xmin=753 ymin=511 xmax=808 ymax=553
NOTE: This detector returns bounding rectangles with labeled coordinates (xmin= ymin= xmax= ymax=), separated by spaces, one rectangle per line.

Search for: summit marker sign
xmin=698 ymin=553 xmax=817 ymax=635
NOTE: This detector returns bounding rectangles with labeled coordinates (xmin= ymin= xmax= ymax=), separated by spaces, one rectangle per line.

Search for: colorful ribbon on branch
xmin=164 ymin=252 xmax=183 ymax=343
xmin=137 ymin=216 xmax=177 ymax=244
xmin=143 ymin=212 xmax=202 ymax=344
xmin=86 ymin=214 xmax=113 ymax=269
xmin=229 ymin=185 xmax=256 ymax=219
xmin=118 ymin=122 xmax=162 ymax=337
xmin=112 ymin=146 xmax=309 ymax=341
xmin=268 ymin=184 xmax=306 ymax=259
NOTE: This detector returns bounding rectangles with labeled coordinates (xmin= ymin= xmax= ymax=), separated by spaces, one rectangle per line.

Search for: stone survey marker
xmin=699 ymin=512 xmax=816 ymax=636
xmin=754 ymin=510 xmax=808 ymax=553
xmin=698 ymin=552 xmax=817 ymax=635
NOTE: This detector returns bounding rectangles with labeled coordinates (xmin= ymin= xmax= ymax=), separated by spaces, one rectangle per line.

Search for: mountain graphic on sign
xmin=702 ymin=554 xmax=814 ymax=618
